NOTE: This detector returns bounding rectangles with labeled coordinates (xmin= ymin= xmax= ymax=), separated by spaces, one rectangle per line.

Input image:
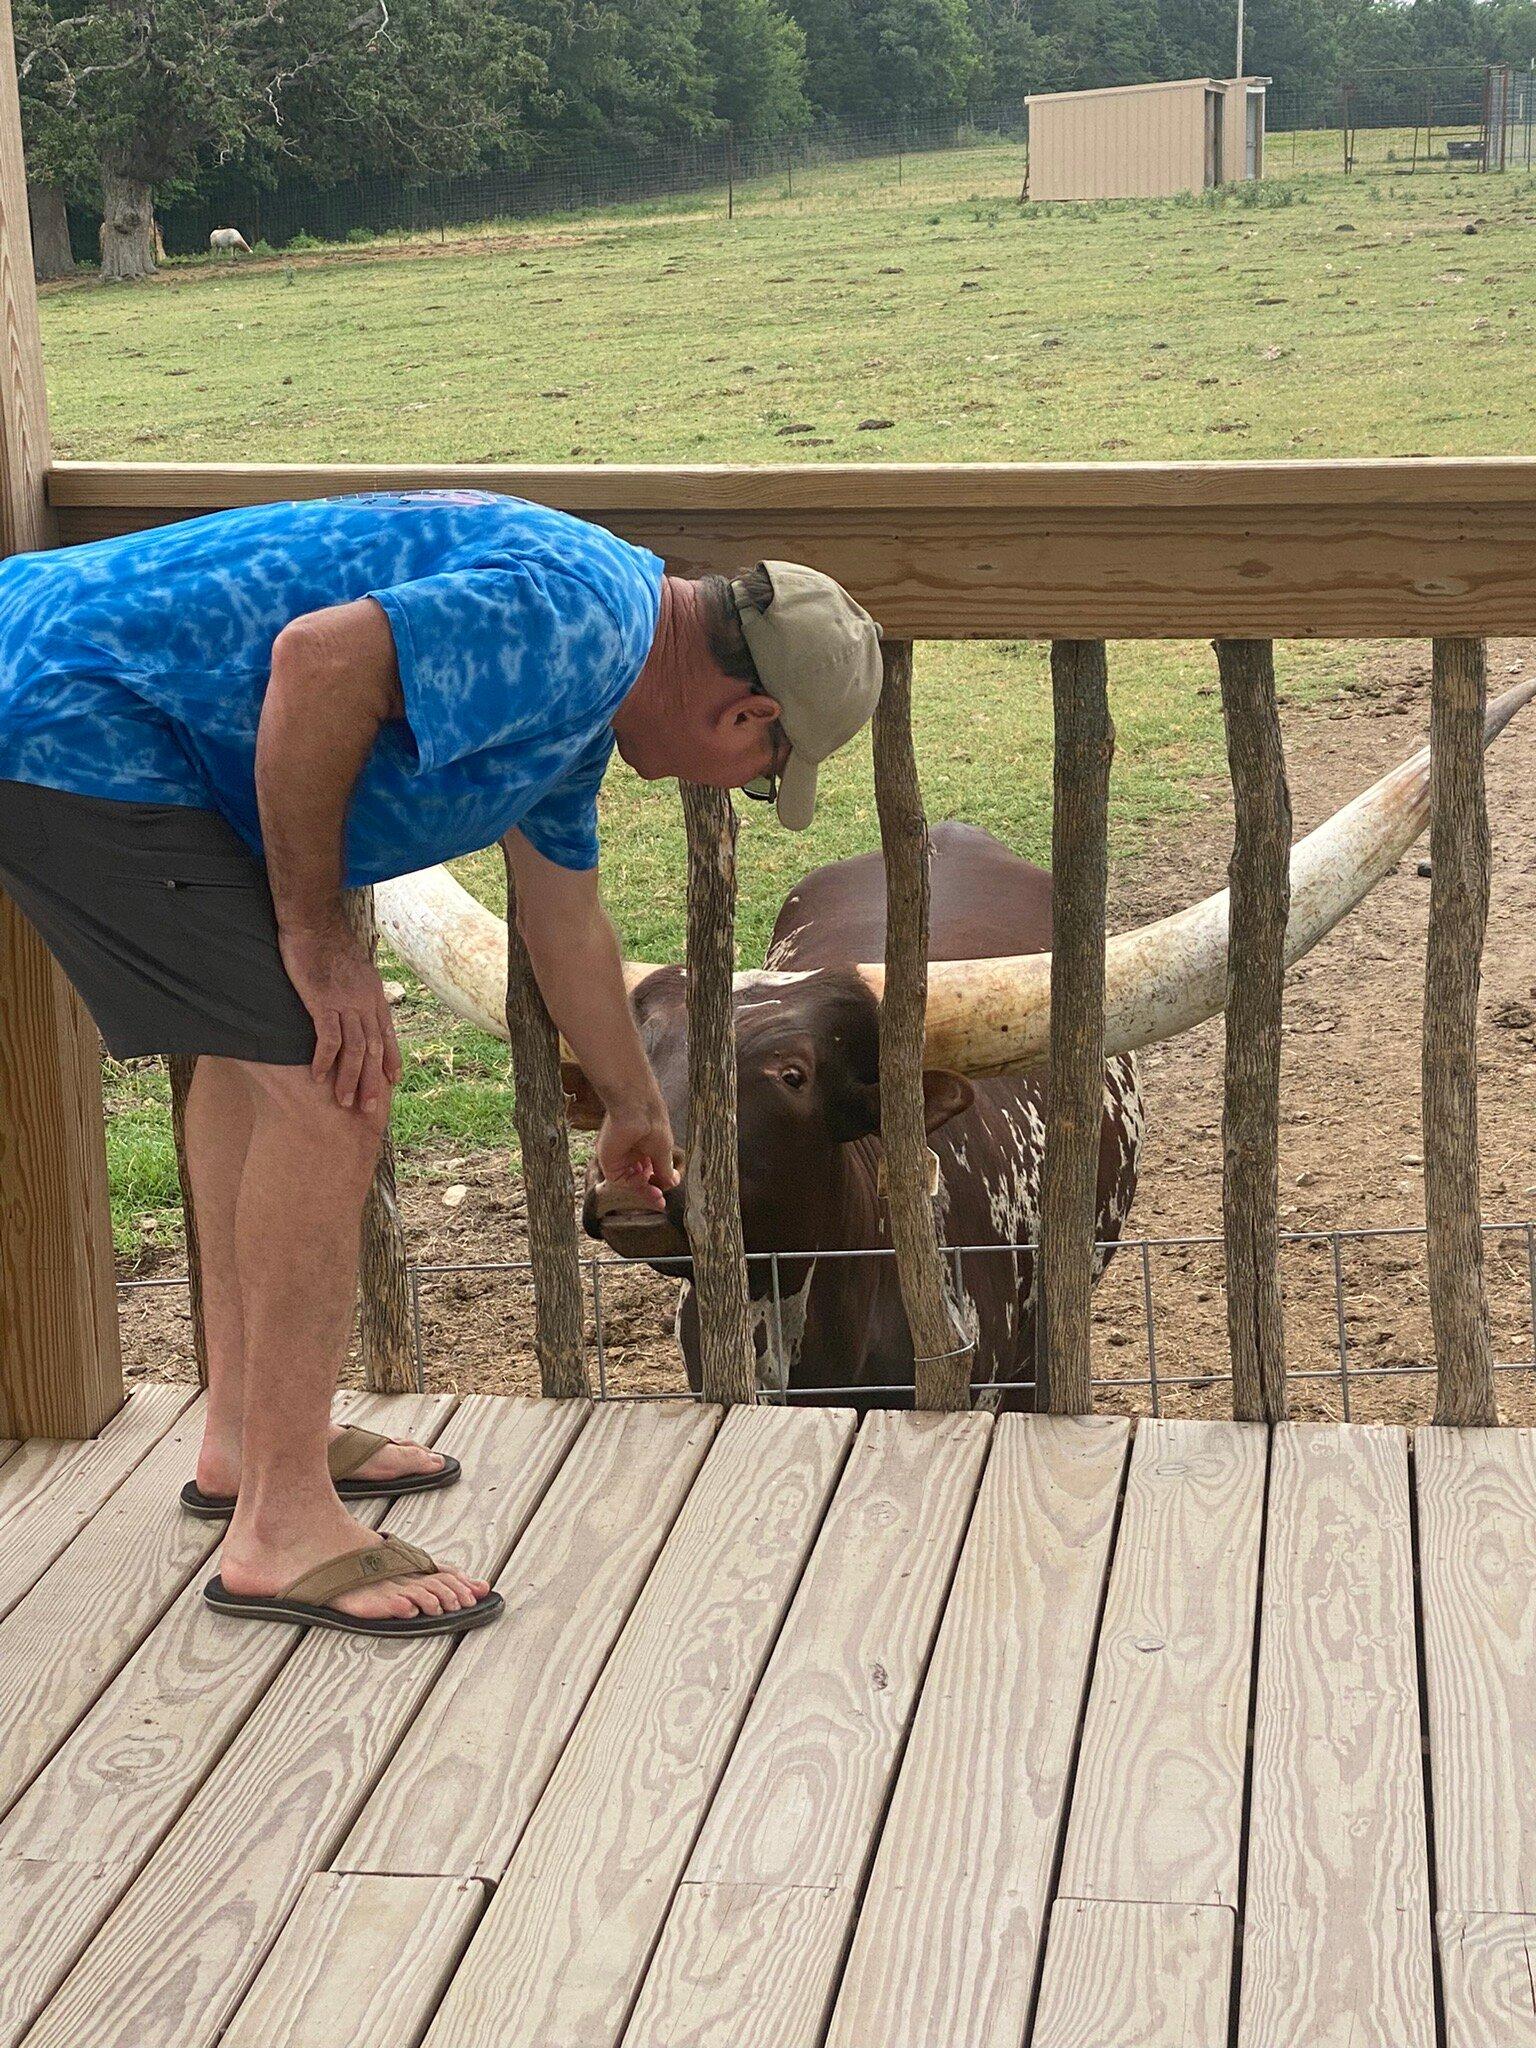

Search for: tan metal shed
xmin=1025 ymin=77 xmax=1269 ymax=202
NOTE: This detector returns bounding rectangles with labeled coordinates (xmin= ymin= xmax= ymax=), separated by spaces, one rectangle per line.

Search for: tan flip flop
xmin=180 ymin=1425 xmax=461 ymax=1519
xmin=203 ymin=1534 xmax=503 ymax=1637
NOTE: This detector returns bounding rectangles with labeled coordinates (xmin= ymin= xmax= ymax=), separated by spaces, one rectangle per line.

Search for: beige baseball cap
xmin=732 ymin=561 xmax=883 ymax=830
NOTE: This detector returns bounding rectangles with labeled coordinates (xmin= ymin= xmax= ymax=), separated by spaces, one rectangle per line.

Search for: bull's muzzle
xmin=582 ymin=1160 xmax=691 ymax=1263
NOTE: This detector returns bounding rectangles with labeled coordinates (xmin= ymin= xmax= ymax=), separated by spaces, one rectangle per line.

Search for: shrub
xmin=285 ymin=231 xmax=324 ymax=252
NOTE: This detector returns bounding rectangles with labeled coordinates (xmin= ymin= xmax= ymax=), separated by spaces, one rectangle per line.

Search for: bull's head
xmin=376 ymin=677 xmax=1534 ymax=1230
xmin=571 ymin=964 xmax=974 ymax=1265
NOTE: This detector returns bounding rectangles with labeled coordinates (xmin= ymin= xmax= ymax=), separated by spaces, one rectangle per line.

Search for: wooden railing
xmin=4 ymin=456 xmax=1535 ymax=1435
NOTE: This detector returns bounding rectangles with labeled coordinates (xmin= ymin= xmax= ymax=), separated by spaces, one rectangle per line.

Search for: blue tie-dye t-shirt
xmin=0 ymin=490 xmax=664 ymax=884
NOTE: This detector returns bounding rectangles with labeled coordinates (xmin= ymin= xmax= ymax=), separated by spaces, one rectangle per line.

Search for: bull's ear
xmin=923 ymin=1070 xmax=974 ymax=1134
xmin=561 ymin=1061 xmax=606 ymax=1132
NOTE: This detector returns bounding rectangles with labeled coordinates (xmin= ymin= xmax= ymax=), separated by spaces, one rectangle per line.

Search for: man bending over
xmin=0 ymin=490 xmax=881 ymax=1637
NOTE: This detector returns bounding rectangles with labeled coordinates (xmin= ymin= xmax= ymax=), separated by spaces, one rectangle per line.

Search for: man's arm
xmin=256 ymin=597 xmax=404 ymax=1112
xmin=504 ymin=829 xmax=677 ymax=1208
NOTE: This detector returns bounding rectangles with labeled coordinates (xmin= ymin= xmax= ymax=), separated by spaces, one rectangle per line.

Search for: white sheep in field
xmin=209 ymin=228 xmax=252 ymax=259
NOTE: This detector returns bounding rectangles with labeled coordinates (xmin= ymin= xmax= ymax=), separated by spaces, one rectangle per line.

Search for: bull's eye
xmin=779 ymin=1065 xmax=807 ymax=1091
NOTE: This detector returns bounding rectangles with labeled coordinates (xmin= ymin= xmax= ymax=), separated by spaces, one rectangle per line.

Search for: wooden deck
xmin=2 ymin=1387 xmax=1534 ymax=2048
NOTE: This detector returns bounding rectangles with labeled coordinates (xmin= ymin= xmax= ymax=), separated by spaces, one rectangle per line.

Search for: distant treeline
xmin=15 ymin=0 xmax=1536 ymax=278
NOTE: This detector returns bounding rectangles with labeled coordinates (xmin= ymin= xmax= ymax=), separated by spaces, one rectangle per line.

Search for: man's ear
xmin=923 ymin=1070 xmax=974 ymax=1134
xmin=561 ymin=1061 xmax=606 ymax=1132
xmin=721 ymin=690 xmax=780 ymax=735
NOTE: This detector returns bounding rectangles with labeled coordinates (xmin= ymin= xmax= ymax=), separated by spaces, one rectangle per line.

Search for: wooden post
xmin=166 ymin=1057 xmax=209 ymax=1386
xmin=1038 ymin=641 xmax=1113 ymax=1416
xmin=1217 ymin=640 xmax=1290 ymax=1423
xmin=502 ymin=858 xmax=589 ymax=1400
xmin=340 ymin=888 xmax=417 ymax=1393
xmin=680 ymin=781 xmax=755 ymax=1405
xmin=0 ymin=0 xmax=123 ymax=1440
xmin=872 ymin=640 xmax=970 ymax=1410
xmin=1424 ymin=637 xmax=1496 ymax=1426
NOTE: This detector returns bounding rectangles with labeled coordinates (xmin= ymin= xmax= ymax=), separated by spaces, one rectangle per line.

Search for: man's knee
xmin=240 ymin=1061 xmax=393 ymax=1166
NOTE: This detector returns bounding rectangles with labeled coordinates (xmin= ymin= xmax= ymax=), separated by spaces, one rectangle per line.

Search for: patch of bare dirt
xmin=121 ymin=639 xmax=1536 ymax=1423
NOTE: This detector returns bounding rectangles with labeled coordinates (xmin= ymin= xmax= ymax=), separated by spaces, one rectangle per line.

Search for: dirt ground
xmin=120 ymin=640 xmax=1536 ymax=1424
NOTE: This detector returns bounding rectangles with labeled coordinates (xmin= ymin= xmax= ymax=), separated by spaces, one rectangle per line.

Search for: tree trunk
xmin=99 ymin=167 xmax=157 ymax=281
xmin=27 ymin=179 xmax=75 ymax=281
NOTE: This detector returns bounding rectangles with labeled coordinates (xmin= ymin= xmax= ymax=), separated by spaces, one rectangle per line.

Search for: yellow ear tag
xmin=877 ymin=1148 xmax=942 ymax=1198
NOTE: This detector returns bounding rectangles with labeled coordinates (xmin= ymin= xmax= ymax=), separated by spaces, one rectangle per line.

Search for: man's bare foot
xmin=218 ymin=1509 xmax=491 ymax=1622
xmin=195 ymin=1423 xmax=445 ymax=1503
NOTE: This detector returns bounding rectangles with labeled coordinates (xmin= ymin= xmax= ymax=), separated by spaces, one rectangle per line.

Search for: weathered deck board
xmin=827 ymin=1415 xmax=1130 ymax=2048
xmin=1415 ymin=1426 xmax=1536 ymax=1914
xmin=0 ymin=1384 xmax=193 ymax=1618
xmin=0 ymin=1391 xmax=422 ymax=1823
xmin=221 ymin=1873 xmax=488 ymax=2048
xmin=341 ymin=1400 xmax=721 ymax=1880
xmin=5 ymin=1397 xmax=1526 ymax=2048
xmin=0 ymin=1395 xmax=212 ymax=1820
xmin=623 ymin=1409 xmax=993 ymax=2048
xmin=1032 ymin=1899 xmax=1235 ymax=2048
xmin=0 ymin=1392 xmax=453 ymax=2048
xmin=1238 ymin=1425 xmax=1434 ymax=2048
xmin=23 ymin=1396 xmax=584 ymax=2048
xmin=1057 ymin=1418 xmax=1267 ymax=1909
xmin=423 ymin=1404 xmax=854 ymax=2048
xmin=1437 ymin=1912 xmax=1536 ymax=2048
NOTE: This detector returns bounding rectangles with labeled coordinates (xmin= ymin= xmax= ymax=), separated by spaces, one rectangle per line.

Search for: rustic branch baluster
xmin=1039 ymin=640 xmax=1114 ymax=1416
xmin=1217 ymin=639 xmax=1291 ymax=1423
xmin=873 ymin=640 xmax=971 ymax=1411
xmin=166 ymin=1056 xmax=209 ymax=1388
xmin=681 ymin=782 xmax=756 ymax=1404
xmin=339 ymin=887 xmax=417 ymax=1393
xmin=1424 ymin=636 xmax=1496 ymax=1426
xmin=502 ymin=858 xmax=590 ymax=1400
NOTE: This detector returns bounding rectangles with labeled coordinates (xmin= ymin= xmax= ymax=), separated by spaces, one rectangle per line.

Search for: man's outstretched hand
xmin=596 ymin=1099 xmax=680 ymax=1214
xmin=279 ymin=919 xmax=403 ymax=1113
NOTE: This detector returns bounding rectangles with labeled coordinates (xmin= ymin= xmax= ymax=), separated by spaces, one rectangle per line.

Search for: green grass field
xmin=39 ymin=143 xmax=1532 ymax=1253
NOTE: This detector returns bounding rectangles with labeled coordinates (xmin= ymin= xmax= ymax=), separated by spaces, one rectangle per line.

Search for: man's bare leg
xmin=207 ymin=1060 xmax=487 ymax=1621
xmin=183 ymin=1055 xmax=447 ymax=1503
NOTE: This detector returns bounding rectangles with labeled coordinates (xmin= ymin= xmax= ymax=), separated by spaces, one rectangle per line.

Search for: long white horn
xmin=908 ymin=673 xmax=1535 ymax=1076
xmin=377 ymin=677 xmax=1533 ymax=1068
xmin=374 ymin=864 xmax=662 ymax=1042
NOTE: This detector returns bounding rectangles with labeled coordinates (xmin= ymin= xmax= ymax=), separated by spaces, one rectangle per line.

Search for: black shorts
xmin=0 ymin=780 xmax=318 ymax=1064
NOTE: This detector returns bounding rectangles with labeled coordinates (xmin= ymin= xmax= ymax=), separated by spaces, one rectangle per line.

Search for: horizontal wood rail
xmin=47 ymin=458 xmax=1536 ymax=640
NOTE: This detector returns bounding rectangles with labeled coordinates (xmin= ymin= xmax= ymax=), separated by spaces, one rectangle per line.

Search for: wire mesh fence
xmin=135 ymin=66 xmax=1535 ymax=267
xmin=1267 ymin=66 xmax=1536 ymax=177
xmin=155 ymin=106 xmax=1032 ymax=260
xmin=118 ymin=1214 xmax=1536 ymax=1422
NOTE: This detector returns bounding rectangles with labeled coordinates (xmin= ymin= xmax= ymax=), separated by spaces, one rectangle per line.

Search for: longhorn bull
xmin=377 ymin=679 xmax=1533 ymax=1405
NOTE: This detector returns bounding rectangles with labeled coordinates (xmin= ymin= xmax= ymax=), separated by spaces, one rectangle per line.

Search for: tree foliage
xmin=11 ymin=0 xmax=1536 ymax=277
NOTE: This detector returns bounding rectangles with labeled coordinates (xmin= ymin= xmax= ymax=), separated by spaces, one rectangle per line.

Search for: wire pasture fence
xmin=117 ymin=1214 xmax=1536 ymax=1423
xmin=154 ymin=107 xmax=1031 ymax=260
xmin=138 ymin=68 xmax=1534 ymax=268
